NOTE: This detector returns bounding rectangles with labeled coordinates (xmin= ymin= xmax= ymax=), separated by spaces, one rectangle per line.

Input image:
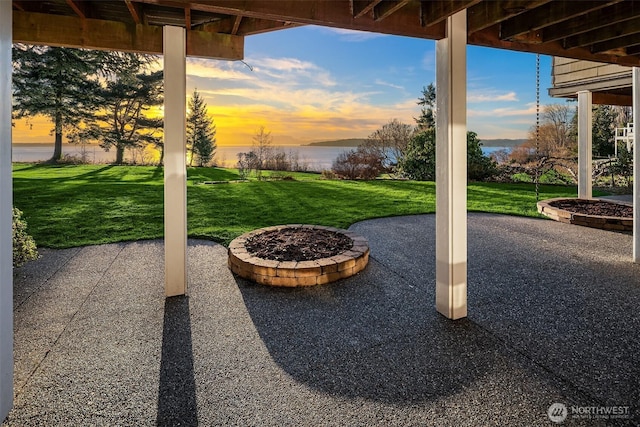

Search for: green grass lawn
xmin=13 ymin=163 xmax=585 ymax=249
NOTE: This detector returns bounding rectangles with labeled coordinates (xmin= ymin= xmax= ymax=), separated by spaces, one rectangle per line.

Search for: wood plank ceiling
xmin=11 ymin=0 xmax=640 ymax=66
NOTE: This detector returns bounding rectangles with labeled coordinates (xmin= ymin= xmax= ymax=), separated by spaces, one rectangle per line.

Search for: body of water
xmin=12 ymin=143 xmax=508 ymax=171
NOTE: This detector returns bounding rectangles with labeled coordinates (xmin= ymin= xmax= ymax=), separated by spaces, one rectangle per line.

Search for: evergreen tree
xmin=398 ymin=130 xmax=496 ymax=181
xmin=592 ymin=105 xmax=616 ymax=157
xmin=12 ymin=45 xmax=102 ymax=162
xmin=186 ymin=90 xmax=217 ymax=167
xmin=568 ymin=104 xmax=617 ymax=157
xmin=415 ymin=83 xmax=436 ymax=130
xmin=74 ymin=55 xmax=163 ymax=164
xmin=397 ymin=128 xmax=436 ymax=180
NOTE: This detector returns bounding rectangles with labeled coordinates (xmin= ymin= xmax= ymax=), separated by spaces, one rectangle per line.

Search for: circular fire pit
xmin=537 ymin=197 xmax=633 ymax=232
xmin=228 ymin=225 xmax=370 ymax=287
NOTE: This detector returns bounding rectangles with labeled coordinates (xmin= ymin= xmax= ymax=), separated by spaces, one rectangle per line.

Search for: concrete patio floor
xmin=3 ymin=213 xmax=639 ymax=426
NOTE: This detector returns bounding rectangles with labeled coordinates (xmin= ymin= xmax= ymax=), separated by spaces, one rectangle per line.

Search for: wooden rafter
xmin=625 ymin=44 xmax=640 ymax=56
xmin=469 ymin=24 xmax=640 ymax=66
xmin=140 ymin=0 xmax=446 ymax=40
xmin=124 ymin=0 xmax=143 ymax=25
xmin=421 ymin=0 xmax=480 ymax=27
xmin=564 ymin=16 xmax=640 ymax=50
xmin=500 ymin=1 xmax=619 ymax=40
xmin=66 ymin=0 xmax=88 ymax=19
xmin=467 ymin=0 xmax=551 ymax=33
xmin=231 ymin=15 xmax=242 ymax=34
xmin=351 ymin=0 xmax=382 ymax=19
xmin=12 ymin=1 xmax=26 ymax=12
xmin=374 ymin=0 xmax=411 ymax=22
xmin=541 ymin=0 xmax=628 ymax=42
xmin=591 ymin=31 xmax=640 ymax=54
xmin=10 ymin=0 xmax=640 ymax=67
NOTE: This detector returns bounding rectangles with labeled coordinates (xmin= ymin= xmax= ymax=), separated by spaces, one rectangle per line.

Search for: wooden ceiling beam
xmin=467 ymin=0 xmax=551 ymax=33
xmin=12 ymin=10 xmax=244 ymax=60
xmin=421 ymin=0 xmax=480 ymax=27
xmin=351 ymin=0 xmax=382 ymax=19
xmin=184 ymin=6 xmax=191 ymax=28
xmin=188 ymin=29 xmax=244 ymax=59
xmin=469 ymin=24 xmax=640 ymax=67
xmin=558 ymin=92 xmax=633 ymax=107
xmin=195 ymin=18 xmax=233 ymax=33
xmin=137 ymin=0 xmax=446 ymax=39
xmin=541 ymin=0 xmax=628 ymax=42
xmin=591 ymin=33 xmax=640 ymax=54
xmin=124 ymin=0 xmax=143 ymax=24
xmin=592 ymin=92 xmax=632 ymax=106
xmin=237 ymin=19 xmax=302 ymax=36
xmin=197 ymin=17 xmax=301 ymax=36
xmin=500 ymin=1 xmax=618 ymax=40
xmin=374 ymin=0 xmax=411 ymax=22
xmin=564 ymin=16 xmax=640 ymax=49
xmin=625 ymin=44 xmax=640 ymax=56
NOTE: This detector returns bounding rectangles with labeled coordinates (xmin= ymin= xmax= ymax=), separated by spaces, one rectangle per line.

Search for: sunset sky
xmin=13 ymin=25 xmax=556 ymax=146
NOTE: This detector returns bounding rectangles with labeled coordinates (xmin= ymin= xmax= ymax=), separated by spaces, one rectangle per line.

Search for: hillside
xmin=305 ymin=138 xmax=365 ymax=147
xmin=480 ymin=139 xmax=526 ymax=147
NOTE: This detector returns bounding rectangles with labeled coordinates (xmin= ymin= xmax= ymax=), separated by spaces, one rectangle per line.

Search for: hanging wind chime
xmin=535 ymin=53 xmax=541 ymax=201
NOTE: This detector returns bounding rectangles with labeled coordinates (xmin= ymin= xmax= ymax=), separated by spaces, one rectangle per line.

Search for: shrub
xmin=611 ymin=144 xmax=633 ymax=187
xmin=331 ymin=148 xmax=385 ymax=180
xmin=13 ymin=207 xmax=38 ymax=267
xmin=398 ymin=129 xmax=497 ymax=181
xmin=397 ymin=128 xmax=436 ymax=181
xmin=467 ymin=132 xmax=497 ymax=181
xmin=321 ymin=169 xmax=337 ymax=180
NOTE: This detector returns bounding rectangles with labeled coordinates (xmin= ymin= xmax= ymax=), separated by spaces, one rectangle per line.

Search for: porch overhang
xmin=5 ymin=0 xmax=640 ymax=422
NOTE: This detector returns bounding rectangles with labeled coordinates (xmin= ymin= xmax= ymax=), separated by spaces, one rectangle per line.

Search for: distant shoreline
xmin=305 ymin=137 xmax=526 ymax=148
xmin=480 ymin=139 xmax=526 ymax=148
xmin=13 ymin=138 xmax=526 ymax=149
xmin=304 ymin=139 xmax=365 ymax=147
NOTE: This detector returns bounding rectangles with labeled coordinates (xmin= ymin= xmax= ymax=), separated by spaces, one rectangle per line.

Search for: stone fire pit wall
xmin=537 ymin=197 xmax=633 ymax=232
xmin=228 ymin=225 xmax=370 ymax=287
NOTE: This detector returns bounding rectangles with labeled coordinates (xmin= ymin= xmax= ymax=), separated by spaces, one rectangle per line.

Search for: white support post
xmin=435 ymin=10 xmax=467 ymax=320
xmin=163 ymin=26 xmax=188 ymax=296
xmin=577 ymin=90 xmax=593 ymax=199
xmin=0 ymin=0 xmax=14 ymax=421
xmin=633 ymin=68 xmax=640 ymax=263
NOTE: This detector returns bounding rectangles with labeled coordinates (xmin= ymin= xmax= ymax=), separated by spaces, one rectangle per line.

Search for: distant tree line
xmin=236 ymin=126 xmax=309 ymax=179
xmin=332 ymin=83 xmax=496 ymax=181
xmin=331 ymin=84 xmax=633 ymax=187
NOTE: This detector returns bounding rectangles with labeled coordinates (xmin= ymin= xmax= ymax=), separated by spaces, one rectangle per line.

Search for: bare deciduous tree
xmin=252 ymin=126 xmax=273 ymax=179
xmin=362 ymin=118 xmax=413 ymax=171
xmin=542 ymin=104 xmax=574 ymax=149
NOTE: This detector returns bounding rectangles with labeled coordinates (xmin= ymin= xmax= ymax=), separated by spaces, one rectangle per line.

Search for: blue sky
xmin=184 ymin=24 xmax=555 ymax=146
xmin=13 ymin=24 xmax=557 ymax=146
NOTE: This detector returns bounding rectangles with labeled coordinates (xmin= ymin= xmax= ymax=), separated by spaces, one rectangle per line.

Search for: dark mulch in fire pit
xmin=245 ymin=227 xmax=353 ymax=262
xmin=549 ymin=199 xmax=633 ymax=218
